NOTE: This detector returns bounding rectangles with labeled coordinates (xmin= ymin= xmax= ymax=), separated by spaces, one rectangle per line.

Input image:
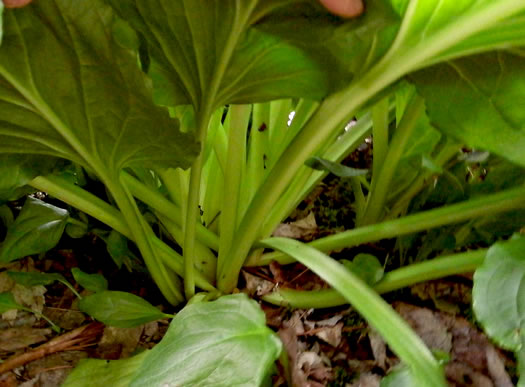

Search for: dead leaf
xmin=269 ymin=261 xmax=287 ymax=284
xmin=445 ymin=362 xmax=493 ymax=387
xmin=273 ymin=212 xmax=318 ymax=241
xmin=349 ymin=373 xmax=381 ymax=387
xmin=279 ymin=325 xmax=308 ymax=387
xmin=316 ymin=315 xmax=343 ymax=327
xmin=298 ymin=351 xmax=323 ymax=370
xmin=22 ymin=351 xmax=87 ymax=387
xmin=13 ymin=284 xmax=46 ymax=314
xmin=242 ymin=271 xmax=274 ymax=297
xmin=368 ymin=329 xmax=387 ymax=369
xmin=312 ymin=323 xmax=343 ymax=347
xmin=0 ymin=327 xmax=51 ymax=352
xmin=395 ymin=303 xmax=452 ymax=353
xmin=396 ymin=303 xmax=513 ymax=386
xmin=0 ymin=371 xmax=18 ymax=387
xmin=411 ymin=280 xmax=472 ymax=313
xmin=0 ymin=272 xmax=16 ymax=293
xmin=309 ymin=366 xmax=333 ymax=384
xmin=95 ymin=325 xmax=144 ymax=359
xmin=485 ymin=346 xmax=513 ymax=387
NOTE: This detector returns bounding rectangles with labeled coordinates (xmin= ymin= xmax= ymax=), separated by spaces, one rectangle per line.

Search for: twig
xmin=0 ymin=322 xmax=104 ymax=375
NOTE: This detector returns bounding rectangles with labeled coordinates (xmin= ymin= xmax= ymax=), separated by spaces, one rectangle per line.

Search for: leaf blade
xmin=78 ymin=290 xmax=171 ymax=328
xmin=0 ymin=197 xmax=68 ymax=263
xmin=129 ymin=294 xmax=282 ymax=387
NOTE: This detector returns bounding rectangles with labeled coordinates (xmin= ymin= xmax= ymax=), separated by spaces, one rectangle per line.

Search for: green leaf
xmin=106 ymin=0 xmax=397 ymax=109
xmin=0 ymin=154 xmax=59 ymax=201
xmin=0 ymin=0 xmax=198 ymax=182
xmin=63 ymin=350 xmax=149 ymax=387
xmin=78 ymin=291 xmax=171 ymax=328
xmin=410 ymin=51 xmax=525 ymax=168
xmin=105 ymin=230 xmax=135 ymax=269
xmin=381 ymin=366 xmax=415 ymax=387
xmin=388 ymin=83 xmax=442 ymax=198
xmin=473 ymin=236 xmax=525 ymax=350
xmin=7 ymin=271 xmax=65 ymax=287
xmin=66 ymin=294 xmax=280 ymax=386
xmin=0 ymin=204 xmax=13 ymax=227
xmin=7 ymin=269 xmax=81 ymax=299
xmin=305 ymin=156 xmax=368 ymax=178
xmin=0 ymin=291 xmax=24 ymax=314
xmin=473 ymin=235 xmax=525 ymax=385
xmin=342 ymin=253 xmax=384 ymax=285
xmin=426 ymin=11 xmax=525 ymax=65
xmin=0 ymin=197 xmax=68 ymax=263
xmin=389 ymin=1 xmax=525 ymax=66
xmin=71 ymin=268 xmax=108 ymax=293
xmin=130 ymin=294 xmax=281 ymax=386
xmin=65 ymin=222 xmax=88 ymax=239
xmin=262 ymin=237 xmax=445 ymax=386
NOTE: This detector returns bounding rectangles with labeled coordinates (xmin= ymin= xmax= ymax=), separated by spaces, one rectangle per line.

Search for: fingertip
xmin=319 ymin=0 xmax=364 ymax=18
xmin=3 ymin=0 xmax=33 ymax=9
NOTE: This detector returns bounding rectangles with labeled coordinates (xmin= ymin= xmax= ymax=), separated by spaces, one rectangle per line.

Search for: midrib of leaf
xmin=446 ymin=55 xmax=522 ymax=131
xmin=108 ymin=108 xmax=131 ymax=171
xmin=217 ymin=38 xmax=282 ymax=102
xmin=404 ymin=1 xmax=525 ymax=72
xmin=0 ymin=127 xmax=77 ymax=159
xmin=0 ymin=92 xmax=37 ymax=112
xmin=0 ymin=13 xmax=108 ymax=176
xmin=0 ymin=66 xmax=106 ymax=173
xmin=68 ymin=8 xmax=101 ymax=168
xmin=137 ymin=2 xmax=199 ymax=107
xmin=204 ymin=1 xmax=258 ymax=112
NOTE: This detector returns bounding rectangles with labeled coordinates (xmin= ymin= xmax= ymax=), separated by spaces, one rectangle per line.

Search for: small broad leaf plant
xmin=1 ymin=0 xmax=525 ymax=385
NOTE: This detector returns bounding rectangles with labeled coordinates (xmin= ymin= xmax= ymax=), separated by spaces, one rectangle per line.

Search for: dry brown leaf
xmin=485 ymin=346 xmax=513 ymax=387
xmin=241 ymin=271 xmax=274 ymax=297
xmin=349 ymin=373 xmax=381 ymax=387
xmin=313 ymin=323 xmax=343 ymax=347
xmin=0 ymin=327 xmax=51 ymax=352
xmin=279 ymin=326 xmax=308 ymax=387
xmin=95 ymin=325 xmax=144 ymax=359
xmin=395 ymin=303 xmax=452 ymax=353
xmin=445 ymin=362 xmax=493 ymax=387
xmin=273 ymin=212 xmax=318 ymax=241
xmin=368 ymin=329 xmax=387 ymax=370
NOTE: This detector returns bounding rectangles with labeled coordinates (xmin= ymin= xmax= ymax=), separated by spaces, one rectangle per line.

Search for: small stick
xmin=0 ymin=322 xmax=104 ymax=375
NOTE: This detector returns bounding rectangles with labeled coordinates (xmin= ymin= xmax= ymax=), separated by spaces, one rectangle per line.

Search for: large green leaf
xmin=105 ymin=0 xmax=398 ymax=109
xmin=473 ymin=236 xmax=525 ymax=349
xmin=0 ymin=0 xmax=198 ymax=182
xmin=388 ymin=0 xmax=525 ymax=64
xmin=130 ymin=294 xmax=281 ymax=387
xmin=65 ymin=294 xmax=280 ymax=386
xmin=410 ymin=51 xmax=525 ymax=168
xmin=473 ymin=235 xmax=525 ymax=386
xmin=0 ymin=197 xmax=68 ymax=263
xmin=63 ymin=350 xmax=149 ymax=387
